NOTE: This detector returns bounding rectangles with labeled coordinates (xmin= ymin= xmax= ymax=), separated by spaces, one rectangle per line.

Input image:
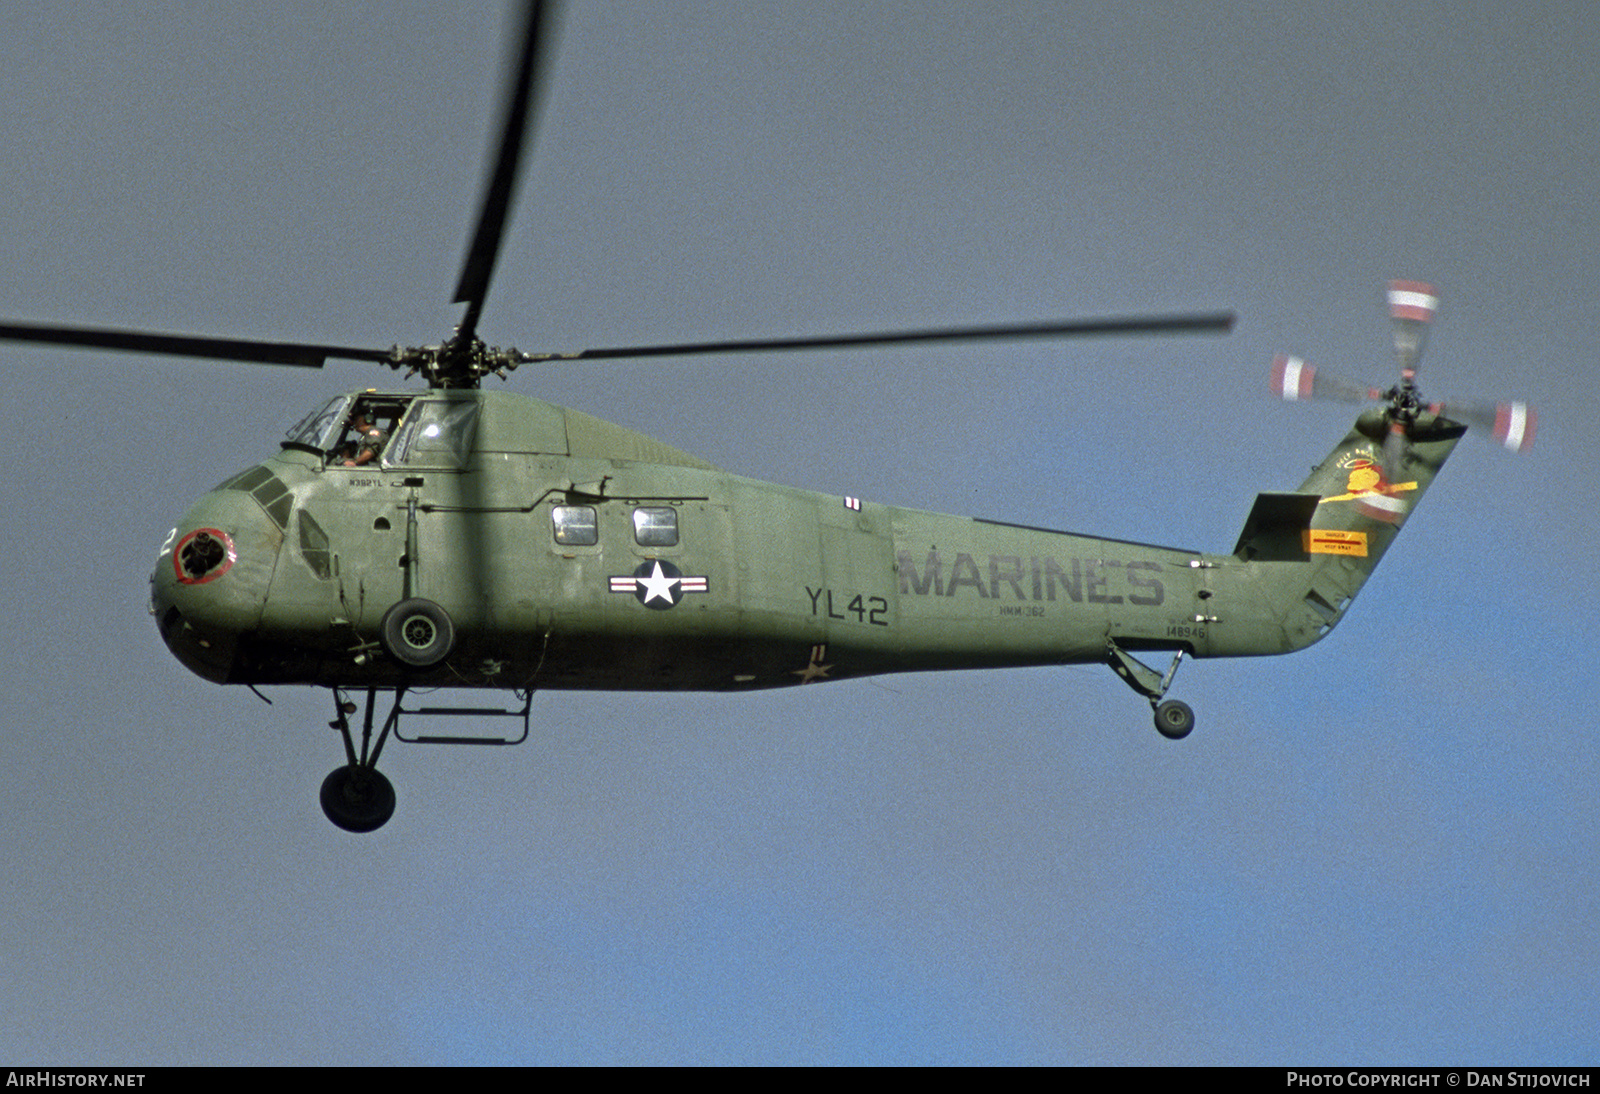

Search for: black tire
xmin=379 ymin=597 xmax=455 ymax=669
xmin=319 ymin=765 xmax=396 ymax=833
xmin=1154 ymin=699 xmax=1195 ymax=740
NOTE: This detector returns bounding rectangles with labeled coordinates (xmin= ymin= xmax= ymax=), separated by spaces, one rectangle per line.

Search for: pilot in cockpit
xmin=338 ymin=410 xmax=388 ymax=467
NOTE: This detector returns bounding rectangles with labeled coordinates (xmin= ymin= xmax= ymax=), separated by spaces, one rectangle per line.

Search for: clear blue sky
xmin=1 ymin=0 xmax=1595 ymax=1064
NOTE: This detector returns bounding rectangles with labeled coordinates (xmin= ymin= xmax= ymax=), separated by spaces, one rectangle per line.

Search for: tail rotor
xmin=1271 ymin=281 xmax=1534 ymax=523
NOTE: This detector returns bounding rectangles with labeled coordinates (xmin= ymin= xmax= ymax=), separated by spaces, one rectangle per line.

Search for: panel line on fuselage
xmin=971 ymin=516 xmax=1201 ymax=557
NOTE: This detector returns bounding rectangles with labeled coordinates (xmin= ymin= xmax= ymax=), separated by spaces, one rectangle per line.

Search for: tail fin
xmin=1208 ymin=408 xmax=1466 ymax=657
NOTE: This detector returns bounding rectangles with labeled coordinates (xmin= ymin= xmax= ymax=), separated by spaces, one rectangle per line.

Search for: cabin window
xmin=552 ymin=505 xmax=598 ymax=546
xmin=632 ymin=507 xmax=678 ymax=547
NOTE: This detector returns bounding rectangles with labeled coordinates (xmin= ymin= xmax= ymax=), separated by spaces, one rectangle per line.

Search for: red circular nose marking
xmin=174 ymin=528 xmax=237 ymax=585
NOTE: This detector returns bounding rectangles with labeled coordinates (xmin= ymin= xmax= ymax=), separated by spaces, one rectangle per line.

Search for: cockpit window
xmin=283 ymin=395 xmax=414 ymax=467
xmin=283 ymin=396 xmax=353 ymax=453
xmin=387 ymin=400 xmax=479 ymax=468
xmin=332 ymin=398 xmax=408 ymax=468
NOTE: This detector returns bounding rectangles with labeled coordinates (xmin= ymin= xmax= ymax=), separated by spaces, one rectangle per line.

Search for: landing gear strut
xmin=1107 ymin=641 xmax=1195 ymax=740
xmin=322 ymin=687 xmax=403 ymax=832
xmin=318 ymin=685 xmax=538 ymax=831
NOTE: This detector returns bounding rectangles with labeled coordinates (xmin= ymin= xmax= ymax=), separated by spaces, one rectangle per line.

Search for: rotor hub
xmin=385 ymin=335 xmax=530 ymax=389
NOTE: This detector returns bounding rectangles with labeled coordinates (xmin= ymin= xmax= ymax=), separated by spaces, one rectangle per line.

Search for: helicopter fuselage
xmin=149 ymin=387 xmax=1464 ymax=697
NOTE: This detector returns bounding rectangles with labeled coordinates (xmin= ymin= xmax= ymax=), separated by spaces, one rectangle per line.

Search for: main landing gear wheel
xmin=320 ymin=764 xmax=396 ymax=833
xmin=379 ymin=597 xmax=455 ymax=669
xmin=1107 ymin=642 xmax=1197 ymax=741
xmin=1154 ymin=699 xmax=1195 ymax=740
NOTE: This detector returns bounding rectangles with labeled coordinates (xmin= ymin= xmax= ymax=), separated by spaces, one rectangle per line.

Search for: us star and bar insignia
xmin=609 ymin=559 xmax=709 ymax=610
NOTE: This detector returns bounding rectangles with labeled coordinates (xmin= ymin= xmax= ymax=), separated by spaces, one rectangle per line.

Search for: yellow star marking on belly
xmin=793 ymin=643 xmax=832 ymax=683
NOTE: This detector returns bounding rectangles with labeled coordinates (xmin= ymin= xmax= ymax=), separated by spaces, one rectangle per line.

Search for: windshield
xmin=283 ymin=395 xmax=353 ymax=452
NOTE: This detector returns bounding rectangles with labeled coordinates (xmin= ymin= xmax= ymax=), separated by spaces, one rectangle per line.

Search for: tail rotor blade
xmin=1353 ymin=418 xmax=1409 ymax=524
xmin=1493 ymin=401 xmax=1537 ymax=453
xmin=1355 ymin=489 xmax=1407 ymax=523
xmin=1381 ymin=416 xmax=1407 ymax=485
xmin=1434 ymin=398 xmax=1537 ymax=453
xmin=1271 ymin=354 xmax=1382 ymax=404
xmin=1387 ymin=279 xmax=1438 ymax=377
xmin=1279 ymin=278 xmax=1538 ymax=470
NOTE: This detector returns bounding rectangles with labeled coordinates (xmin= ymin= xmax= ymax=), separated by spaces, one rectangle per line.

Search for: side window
xmin=552 ymin=505 xmax=598 ymax=546
xmin=632 ymin=507 xmax=679 ymax=547
xmin=388 ymin=400 xmax=479 ymax=468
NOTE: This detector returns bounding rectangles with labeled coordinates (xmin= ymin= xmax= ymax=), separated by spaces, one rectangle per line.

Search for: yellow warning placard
xmin=1303 ymin=529 xmax=1369 ymax=557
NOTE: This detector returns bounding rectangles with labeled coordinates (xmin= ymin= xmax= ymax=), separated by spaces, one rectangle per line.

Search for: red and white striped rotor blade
xmin=1432 ymin=398 xmax=1537 ymax=453
xmin=1271 ymin=353 xmax=1315 ymax=400
xmin=1355 ymin=491 xmax=1406 ymax=524
xmin=1387 ymin=280 xmax=1440 ymax=323
xmin=1353 ymin=417 xmax=1410 ymax=525
xmin=1493 ymin=401 xmax=1536 ymax=453
xmin=1271 ymin=354 xmax=1382 ymax=404
xmin=1388 ymin=279 xmax=1438 ymax=375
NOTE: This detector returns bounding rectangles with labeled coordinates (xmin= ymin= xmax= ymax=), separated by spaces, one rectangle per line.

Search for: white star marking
xmin=635 ymin=560 xmax=680 ymax=605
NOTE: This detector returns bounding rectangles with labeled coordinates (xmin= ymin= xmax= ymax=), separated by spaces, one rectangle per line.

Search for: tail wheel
xmin=320 ymin=765 xmax=396 ymax=833
xmin=379 ymin=598 xmax=455 ymax=669
xmin=1154 ymin=699 xmax=1195 ymax=740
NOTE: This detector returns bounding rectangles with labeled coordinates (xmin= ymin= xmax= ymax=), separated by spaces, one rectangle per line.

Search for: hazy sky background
xmin=2 ymin=0 xmax=1596 ymax=1065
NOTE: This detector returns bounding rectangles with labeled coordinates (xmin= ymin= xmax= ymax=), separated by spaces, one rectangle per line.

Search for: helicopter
xmin=0 ymin=3 xmax=1533 ymax=833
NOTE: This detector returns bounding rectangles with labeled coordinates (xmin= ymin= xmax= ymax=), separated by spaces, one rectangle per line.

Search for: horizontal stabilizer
xmin=1232 ymin=492 xmax=1320 ymax=561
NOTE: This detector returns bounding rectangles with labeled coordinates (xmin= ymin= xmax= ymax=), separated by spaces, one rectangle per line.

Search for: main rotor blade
xmin=451 ymin=0 xmax=557 ymax=343
xmin=0 ymin=319 xmax=393 ymax=368
xmin=518 ymin=312 xmax=1237 ymax=363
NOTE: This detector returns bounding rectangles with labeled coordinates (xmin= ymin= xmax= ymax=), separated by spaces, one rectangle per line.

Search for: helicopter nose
xmin=150 ymin=484 xmax=286 ymax=684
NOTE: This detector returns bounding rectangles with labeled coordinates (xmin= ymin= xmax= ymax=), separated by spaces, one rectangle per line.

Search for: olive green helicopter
xmin=0 ymin=3 xmax=1534 ymax=832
